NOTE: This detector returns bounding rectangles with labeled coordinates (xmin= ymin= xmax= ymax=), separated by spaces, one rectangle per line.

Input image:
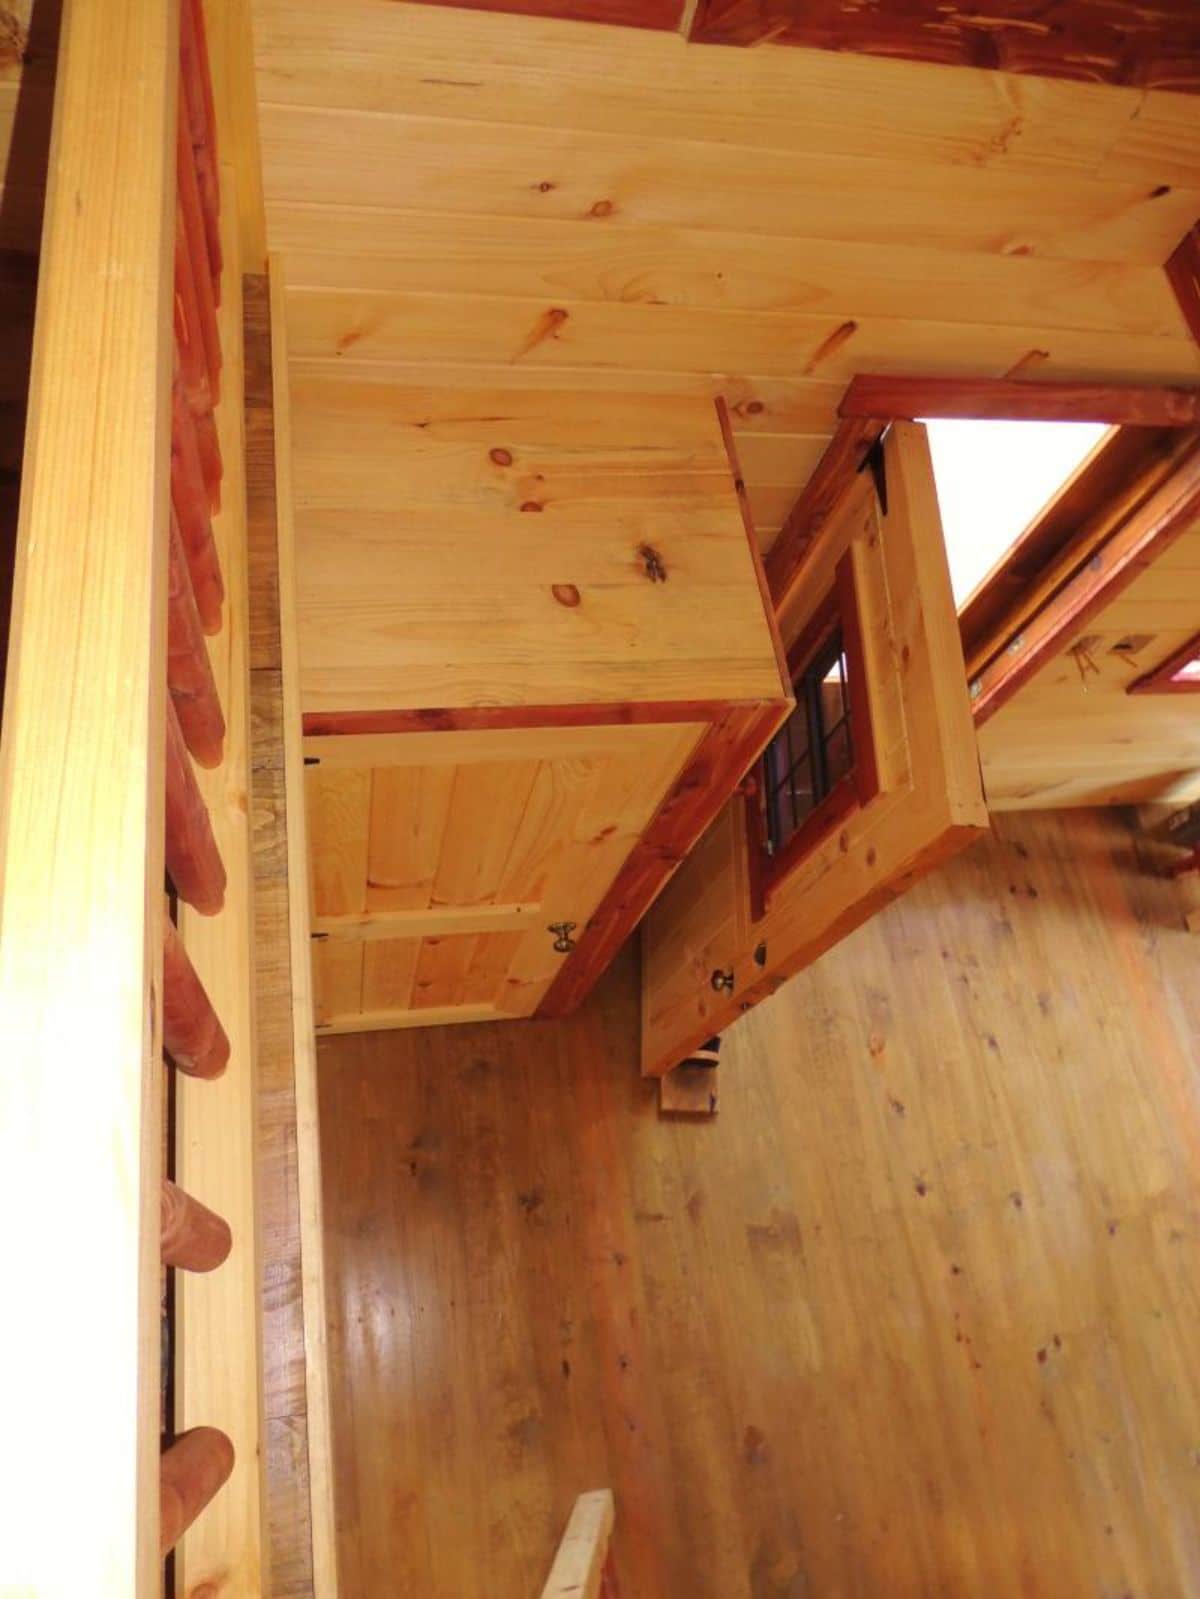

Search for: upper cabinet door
xmin=641 ymin=422 xmax=989 ymax=1077
xmin=307 ymin=719 xmax=706 ymax=1033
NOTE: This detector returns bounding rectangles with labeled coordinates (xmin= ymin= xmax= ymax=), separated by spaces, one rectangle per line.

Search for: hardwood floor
xmin=317 ymin=809 xmax=1200 ymax=1598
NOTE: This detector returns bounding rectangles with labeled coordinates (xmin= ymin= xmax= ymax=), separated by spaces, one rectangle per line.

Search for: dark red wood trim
xmin=1166 ymin=225 xmax=1200 ymax=347
xmin=536 ymin=700 xmax=788 ymax=1019
xmin=764 ymin=414 xmax=885 ymax=611
xmin=687 ymin=0 xmax=1200 ymax=95
xmin=841 ymin=375 xmax=1200 ymax=428
xmin=1128 ymin=628 xmax=1200 ymax=694
xmin=407 ymin=0 xmax=683 ymax=30
xmin=972 ymin=440 xmax=1200 ymax=727
xmin=715 ymin=395 xmax=792 ymax=697
xmin=303 ymin=699 xmax=745 ymax=737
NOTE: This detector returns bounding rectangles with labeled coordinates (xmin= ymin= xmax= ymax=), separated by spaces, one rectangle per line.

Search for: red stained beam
xmin=161 ymin=1178 xmax=232 ymax=1272
xmin=177 ymin=96 xmax=221 ymax=408
xmin=160 ymin=1428 xmax=235 ymax=1557
xmin=171 ymin=379 xmax=225 ymax=634
xmin=168 ymin=509 xmax=225 ymax=768
xmin=179 ymin=0 xmax=222 ymax=287
xmin=174 ymin=205 xmax=213 ymax=420
xmin=840 ymin=374 xmax=1200 ymax=427
xmin=687 ymin=0 xmax=1200 ymax=94
xmin=163 ymin=915 xmax=231 ymax=1079
xmin=165 ymin=696 xmax=227 ymax=916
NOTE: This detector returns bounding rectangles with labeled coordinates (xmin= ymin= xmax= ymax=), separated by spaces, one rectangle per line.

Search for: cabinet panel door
xmin=641 ymin=422 xmax=989 ymax=1076
xmin=308 ymin=720 xmax=705 ymax=1032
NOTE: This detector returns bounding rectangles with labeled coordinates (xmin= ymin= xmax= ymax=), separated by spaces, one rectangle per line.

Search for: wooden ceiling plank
xmin=283 ymin=288 xmax=1200 ymax=386
xmin=266 ymin=207 xmax=1185 ymax=339
xmin=257 ymin=104 xmax=1200 ymax=266
xmin=251 ymin=0 xmax=1200 ymax=186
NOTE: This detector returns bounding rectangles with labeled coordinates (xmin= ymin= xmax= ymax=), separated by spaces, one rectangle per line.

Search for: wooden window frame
xmin=1128 ymin=629 xmax=1200 ymax=695
xmin=747 ymin=551 xmax=877 ymax=918
xmin=764 ymin=374 xmax=1200 ymax=734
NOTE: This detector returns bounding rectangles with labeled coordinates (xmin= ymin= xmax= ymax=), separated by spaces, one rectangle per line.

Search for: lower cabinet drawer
xmin=307 ymin=719 xmax=707 ymax=1033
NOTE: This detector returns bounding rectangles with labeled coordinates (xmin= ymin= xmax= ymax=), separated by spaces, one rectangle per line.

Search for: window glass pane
xmin=762 ymin=609 xmax=867 ymax=860
xmin=924 ymin=418 xmax=1110 ymax=607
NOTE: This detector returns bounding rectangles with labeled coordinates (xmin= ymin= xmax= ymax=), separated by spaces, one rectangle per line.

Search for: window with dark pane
xmin=761 ymin=625 xmax=855 ymax=858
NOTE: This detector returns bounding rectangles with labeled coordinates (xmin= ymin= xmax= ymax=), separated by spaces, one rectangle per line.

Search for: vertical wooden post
xmin=271 ymin=253 xmax=343 ymax=1598
xmin=174 ymin=159 xmax=266 ymax=1599
xmin=0 ymin=0 xmax=178 ymax=1593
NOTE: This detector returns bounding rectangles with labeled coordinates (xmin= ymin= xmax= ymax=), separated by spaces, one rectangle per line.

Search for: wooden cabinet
xmin=640 ymin=422 xmax=990 ymax=1076
xmin=292 ymin=383 xmax=791 ymax=1033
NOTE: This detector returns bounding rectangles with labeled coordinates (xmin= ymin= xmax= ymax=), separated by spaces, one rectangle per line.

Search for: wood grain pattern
xmin=315 ymin=808 xmax=1200 ymax=1597
xmin=290 ymin=379 xmax=789 ymax=715
xmin=690 ymin=0 xmax=1200 ymax=94
xmin=0 ymin=1 xmax=176 ymax=1589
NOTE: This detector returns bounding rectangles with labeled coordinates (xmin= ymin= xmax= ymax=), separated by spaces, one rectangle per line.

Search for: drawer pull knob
xmin=710 ymin=967 xmax=735 ymax=994
xmin=548 ymin=921 xmax=578 ymax=954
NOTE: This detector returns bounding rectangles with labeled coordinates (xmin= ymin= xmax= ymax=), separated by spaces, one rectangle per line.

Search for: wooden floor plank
xmin=317 ymin=809 xmax=1200 ymax=1598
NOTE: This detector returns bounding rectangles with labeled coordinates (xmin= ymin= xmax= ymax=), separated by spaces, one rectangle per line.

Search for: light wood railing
xmin=0 ymin=0 xmax=260 ymax=1590
xmin=540 ymin=1491 xmax=619 ymax=1599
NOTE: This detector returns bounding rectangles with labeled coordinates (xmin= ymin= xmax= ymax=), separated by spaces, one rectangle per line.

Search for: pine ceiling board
xmin=287 ymin=374 xmax=793 ymax=449
xmin=250 ymin=0 xmax=1200 ymax=185
xmin=267 ymin=209 xmax=1185 ymax=339
xmin=689 ymin=0 xmax=1200 ymax=97
xmin=287 ymin=360 xmax=847 ymax=438
xmin=258 ymin=105 xmax=1200 ymax=267
xmin=284 ymin=288 xmax=1200 ymax=385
